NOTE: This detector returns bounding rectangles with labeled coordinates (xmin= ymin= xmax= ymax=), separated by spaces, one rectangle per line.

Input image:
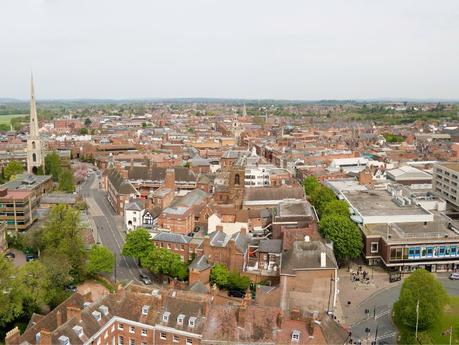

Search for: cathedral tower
xmin=26 ymin=75 xmax=44 ymax=173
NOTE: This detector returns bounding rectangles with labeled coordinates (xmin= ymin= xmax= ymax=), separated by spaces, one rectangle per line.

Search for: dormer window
xmin=177 ymin=314 xmax=185 ymax=326
xmin=73 ymin=325 xmax=83 ymax=337
xmin=142 ymin=305 xmax=150 ymax=315
xmin=292 ymin=330 xmax=301 ymax=342
xmin=162 ymin=311 xmax=171 ymax=323
xmin=92 ymin=310 xmax=102 ymax=321
xmin=188 ymin=316 xmax=197 ymax=328
xmin=99 ymin=305 xmax=109 ymax=316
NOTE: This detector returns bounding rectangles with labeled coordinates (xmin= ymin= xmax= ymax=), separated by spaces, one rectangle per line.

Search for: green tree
xmin=84 ymin=118 xmax=92 ymax=127
xmin=18 ymin=261 xmax=50 ymax=313
xmin=394 ymin=269 xmax=447 ymax=331
xmin=79 ymin=127 xmax=89 ymax=135
xmin=228 ymin=271 xmax=250 ymax=292
xmin=322 ymin=200 xmax=350 ymax=217
xmin=210 ymin=264 xmax=230 ymax=289
xmin=141 ymin=247 xmax=188 ymax=280
xmin=44 ymin=151 xmax=62 ymax=181
xmin=58 ymin=169 xmax=75 ymax=192
xmin=0 ymin=256 xmax=23 ymax=326
xmin=319 ymin=215 xmax=363 ymax=261
xmin=303 ymin=176 xmax=321 ymax=195
xmin=87 ymin=245 xmax=115 ymax=276
xmin=4 ymin=160 xmax=24 ymax=180
xmin=309 ymin=186 xmax=336 ymax=215
xmin=0 ymin=123 xmax=10 ymax=131
xmin=122 ymin=227 xmax=153 ymax=260
xmin=41 ymin=205 xmax=87 ymax=282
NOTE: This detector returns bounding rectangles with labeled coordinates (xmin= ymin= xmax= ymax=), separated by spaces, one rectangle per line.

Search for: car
xmin=139 ymin=273 xmax=152 ymax=285
xmin=25 ymin=254 xmax=36 ymax=262
xmin=228 ymin=290 xmax=245 ymax=298
xmin=65 ymin=285 xmax=78 ymax=293
xmin=449 ymin=273 xmax=459 ymax=280
xmin=4 ymin=252 xmax=15 ymax=259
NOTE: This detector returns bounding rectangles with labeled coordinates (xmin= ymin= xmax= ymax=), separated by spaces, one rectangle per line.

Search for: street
xmin=81 ymin=172 xmax=142 ymax=283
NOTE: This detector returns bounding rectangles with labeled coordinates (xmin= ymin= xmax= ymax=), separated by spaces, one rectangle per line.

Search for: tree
xmin=303 ymin=176 xmax=321 ymax=196
xmin=309 ymin=186 xmax=336 ymax=215
xmin=79 ymin=127 xmax=89 ymax=135
xmin=394 ymin=269 xmax=447 ymax=331
xmin=122 ymin=227 xmax=153 ymax=260
xmin=322 ymin=200 xmax=350 ymax=217
xmin=141 ymin=247 xmax=188 ymax=280
xmin=0 ymin=256 xmax=23 ymax=326
xmin=319 ymin=215 xmax=363 ymax=261
xmin=84 ymin=118 xmax=92 ymax=127
xmin=18 ymin=261 xmax=50 ymax=313
xmin=4 ymin=160 xmax=24 ymax=180
xmin=41 ymin=205 xmax=87 ymax=282
xmin=210 ymin=264 xmax=229 ymax=289
xmin=87 ymin=245 xmax=115 ymax=276
xmin=44 ymin=151 xmax=62 ymax=181
xmin=228 ymin=271 xmax=250 ymax=292
xmin=58 ymin=169 xmax=75 ymax=192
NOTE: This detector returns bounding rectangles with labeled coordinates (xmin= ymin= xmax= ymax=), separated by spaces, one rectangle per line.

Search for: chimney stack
xmin=56 ymin=310 xmax=62 ymax=328
xmin=38 ymin=329 xmax=52 ymax=345
xmin=5 ymin=327 xmax=20 ymax=345
xmin=67 ymin=306 xmax=82 ymax=322
xmin=320 ymin=252 xmax=327 ymax=268
xmin=165 ymin=168 xmax=176 ymax=191
xmin=240 ymin=227 xmax=246 ymax=236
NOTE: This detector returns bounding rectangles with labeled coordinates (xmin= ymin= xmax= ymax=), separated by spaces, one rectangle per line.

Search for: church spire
xmin=29 ymin=74 xmax=39 ymax=138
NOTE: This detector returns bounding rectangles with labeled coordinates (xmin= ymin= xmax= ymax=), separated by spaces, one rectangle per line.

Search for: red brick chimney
xmin=165 ymin=168 xmax=176 ymax=190
xmin=66 ymin=306 xmax=82 ymax=322
xmin=5 ymin=327 xmax=20 ymax=345
xmin=38 ymin=329 xmax=52 ymax=345
xmin=56 ymin=310 xmax=62 ymax=328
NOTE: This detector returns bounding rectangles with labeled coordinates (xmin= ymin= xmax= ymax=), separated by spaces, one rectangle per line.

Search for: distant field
xmin=0 ymin=114 xmax=27 ymax=125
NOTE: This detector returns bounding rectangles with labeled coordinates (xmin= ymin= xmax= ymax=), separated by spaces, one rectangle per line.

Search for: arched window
xmin=32 ymin=141 xmax=36 ymax=149
xmin=234 ymin=173 xmax=240 ymax=185
xmin=32 ymin=153 xmax=36 ymax=162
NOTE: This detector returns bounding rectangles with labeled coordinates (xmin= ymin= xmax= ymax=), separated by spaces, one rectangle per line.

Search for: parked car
xmin=65 ymin=285 xmax=78 ymax=293
xmin=25 ymin=254 xmax=36 ymax=262
xmin=4 ymin=252 xmax=15 ymax=259
xmin=449 ymin=273 xmax=459 ymax=280
xmin=228 ymin=290 xmax=245 ymax=298
xmin=139 ymin=273 xmax=152 ymax=285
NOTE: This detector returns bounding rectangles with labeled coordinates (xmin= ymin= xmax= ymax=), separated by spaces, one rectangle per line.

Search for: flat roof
xmin=438 ymin=162 xmax=459 ymax=173
xmin=343 ymin=190 xmax=431 ymax=217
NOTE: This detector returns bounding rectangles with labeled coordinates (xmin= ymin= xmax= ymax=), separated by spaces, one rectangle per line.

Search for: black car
xmin=139 ymin=273 xmax=152 ymax=285
xmin=4 ymin=252 xmax=15 ymax=259
xmin=65 ymin=285 xmax=78 ymax=293
xmin=228 ymin=290 xmax=245 ymax=298
xmin=25 ymin=254 xmax=36 ymax=262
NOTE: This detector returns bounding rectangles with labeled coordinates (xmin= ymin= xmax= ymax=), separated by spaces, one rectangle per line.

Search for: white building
xmin=124 ymin=199 xmax=145 ymax=231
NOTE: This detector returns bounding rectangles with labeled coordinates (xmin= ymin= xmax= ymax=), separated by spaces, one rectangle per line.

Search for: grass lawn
xmin=397 ymin=295 xmax=459 ymax=344
xmin=0 ymin=114 xmax=27 ymax=125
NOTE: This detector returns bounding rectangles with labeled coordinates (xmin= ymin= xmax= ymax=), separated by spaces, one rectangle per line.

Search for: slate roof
xmin=128 ymin=166 xmax=196 ymax=182
xmin=107 ymin=169 xmax=137 ymax=195
xmin=244 ymin=186 xmax=304 ymax=201
xmin=189 ymin=255 xmax=212 ymax=271
xmin=258 ymin=239 xmax=283 ymax=253
xmin=152 ymin=232 xmax=192 ymax=244
xmin=281 ymin=241 xmax=338 ymax=275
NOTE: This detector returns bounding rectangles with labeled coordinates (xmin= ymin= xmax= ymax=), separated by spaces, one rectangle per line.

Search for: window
xmin=118 ymin=323 xmax=124 ymax=331
xmin=142 ymin=305 xmax=150 ymax=315
xmin=177 ymin=314 xmax=185 ymax=326
xmin=119 ymin=336 xmax=124 ymax=345
xmin=439 ymin=246 xmax=446 ymax=257
xmin=141 ymin=329 xmax=147 ymax=337
xmin=427 ymin=247 xmax=433 ymax=257
xmin=186 ymin=338 xmax=193 ymax=345
xmin=129 ymin=326 xmax=135 ymax=333
xmin=129 ymin=339 xmax=135 ymax=345
xmin=160 ymin=332 xmax=167 ymax=340
xmin=452 ymin=247 xmax=457 ymax=256
xmin=370 ymin=242 xmax=378 ymax=253
xmin=234 ymin=174 xmax=240 ymax=185
xmin=292 ymin=330 xmax=301 ymax=342
xmin=188 ymin=316 xmax=196 ymax=328
xmin=173 ymin=335 xmax=180 ymax=343
xmin=162 ymin=312 xmax=170 ymax=322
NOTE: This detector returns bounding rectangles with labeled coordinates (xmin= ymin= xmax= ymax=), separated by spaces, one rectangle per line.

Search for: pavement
xmin=81 ymin=172 xmax=145 ymax=284
xmin=338 ymin=264 xmax=459 ymax=344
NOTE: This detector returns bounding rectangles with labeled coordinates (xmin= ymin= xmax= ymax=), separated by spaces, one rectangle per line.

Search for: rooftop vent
xmin=73 ymin=325 xmax=84 ymax=337
xmin=99 ymin=305 xmax=109 ymax=316
xmin=92 ymin=310 xmax=101 ymax=321
xmin=292 ymin=330 xmax=301 ymax=342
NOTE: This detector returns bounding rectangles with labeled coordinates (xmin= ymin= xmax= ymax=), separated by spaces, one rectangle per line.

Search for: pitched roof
xmin=189 ymin=255 xmax=212 ymax=271
xmin=107 ymin=169 xmax=137 ymax=195
xmin=152 ymin=232 xmax=192 ymax=244
xmin=128 ymin=166 xmax=196 ymax=182
xmin=244 ymin=186 xmax=304 ymax=202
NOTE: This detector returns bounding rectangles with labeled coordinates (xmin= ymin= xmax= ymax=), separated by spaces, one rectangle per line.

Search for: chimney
xmin=56 ymin=310 xmax=62 ymax=328
xmin=276 ymin=312 xmax=284 ymax=329
xmin=165 ymin=168 xmax=176 ymax=191
xmin=67 ymin=306 xmax=82 ymax=322
xmin=320 ymin=252 xmax=327 ymax=268
xmin=38 ymin=329 xmax=52 ymax=345
xmin=240 ymin=227 xmax=246 ymax=236
xmin=0 ymin=188 xmax=7 ymax=197
xmin=216 ymin=225 xmax=223 ymax=233
xmin=237 ymin=295 xmax=250 ymax=327
xmin=5 ymin=327 xmax=20 ymax=345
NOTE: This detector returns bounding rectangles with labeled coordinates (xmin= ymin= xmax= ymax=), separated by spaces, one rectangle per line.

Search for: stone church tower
xmin=26 ymin=75 xmax=44 ymax=173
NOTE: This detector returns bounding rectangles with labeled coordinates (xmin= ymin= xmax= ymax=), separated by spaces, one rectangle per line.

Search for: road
xmin=81 ymin=172 xmax=141 ymax=283
xmin=349 ymin=273 xmax=459 ymax=344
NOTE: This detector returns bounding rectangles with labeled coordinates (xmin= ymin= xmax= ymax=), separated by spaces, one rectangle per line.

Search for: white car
xmin=449 ymin=273 xmax=459 ymax=280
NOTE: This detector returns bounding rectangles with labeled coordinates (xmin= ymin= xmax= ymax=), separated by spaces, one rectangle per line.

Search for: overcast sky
xmin=1 ymin=0 xmax=459 ymax=100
